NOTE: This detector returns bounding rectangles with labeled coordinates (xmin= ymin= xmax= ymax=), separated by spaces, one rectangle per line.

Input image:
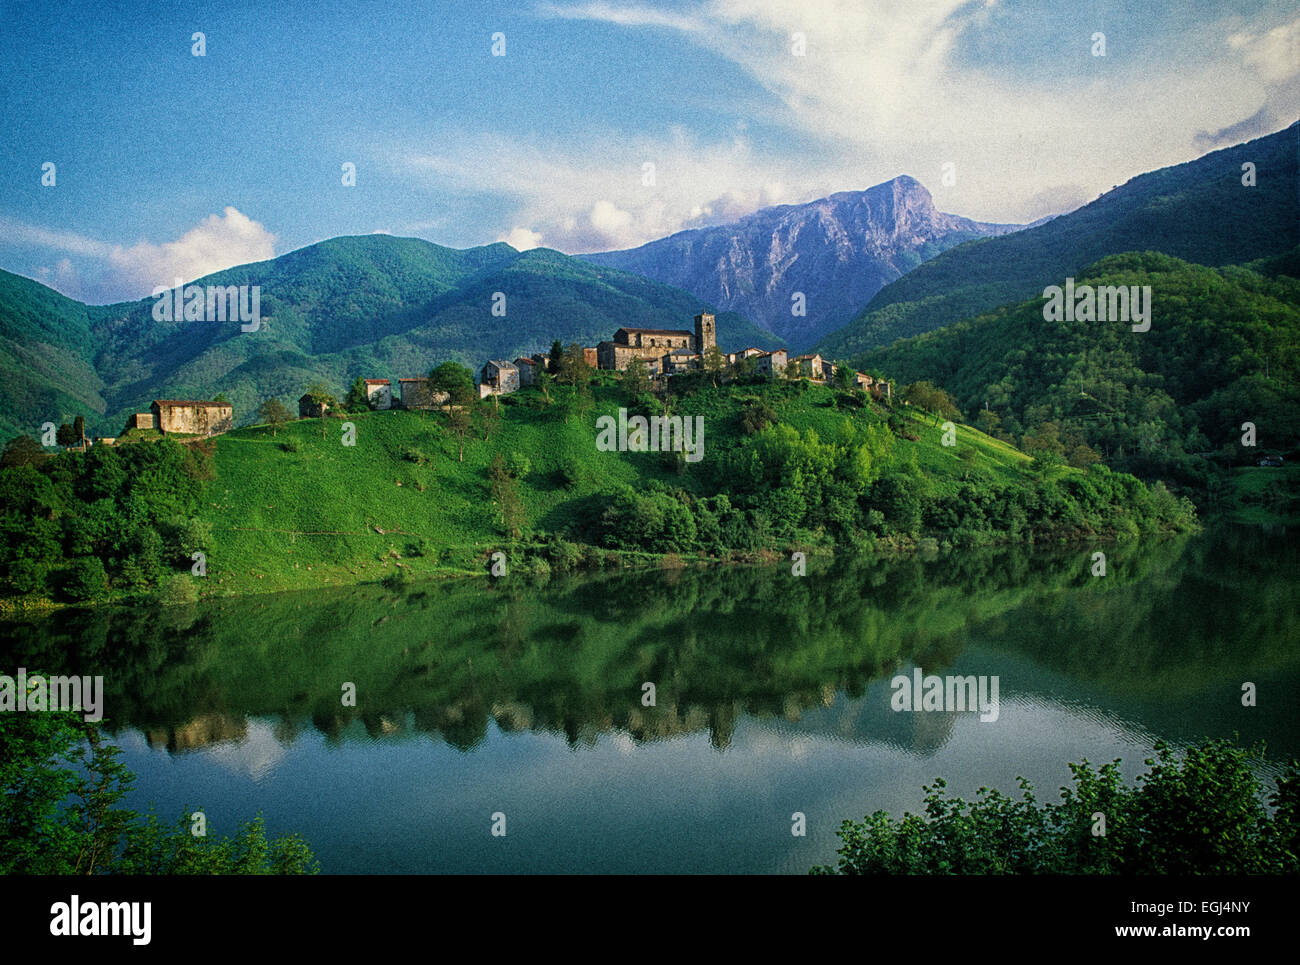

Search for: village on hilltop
xmin=106 ymin=313 xmax=892 ymax=443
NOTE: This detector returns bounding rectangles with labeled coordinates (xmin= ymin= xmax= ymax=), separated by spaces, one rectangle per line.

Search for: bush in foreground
xmin=813 ymin=739 xmax=1299 ymax=875
xmin=1 ymin=709 xmax=318 ymax=875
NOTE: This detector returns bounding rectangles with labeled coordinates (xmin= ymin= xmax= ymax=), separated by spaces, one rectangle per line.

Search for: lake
xmin=3 ymin=523 xmax=1296 ymax=874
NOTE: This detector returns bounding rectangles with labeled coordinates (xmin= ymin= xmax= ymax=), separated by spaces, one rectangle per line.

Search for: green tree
xmin=1023 ymin=421 xmax=1066 ymax=461
xmin=487 ymin=454 xmax=524 ymax=538
xmin=1 ymin=435 xmax=49 ymax=468
xmin=480 ymin=398 xmax=502 ymax=440
xmin=1 ymin=711 xmax=318 ymax=875
xmin=446 ymin=407 xmax=472 ymax=462
xmin=65 ymin=556 xmax=109 ymax=601
xmin=536 ymin=369 xmax=554 ymax=406
xmin=902 ymin=381 xmax=960 ymax=425
xmin=344 ymin=376 xmax=371 ymax=412
xmin=703 ymin=345 xmax=726 ymax=386
xmin=56 ymin=423 xmax=77 ymax=450
xmin=729 ymin=355 xmax=757 ymax=382
xmin=258 ymin=398 xmax=291 ymax=436
xmin=623 ymin=357 xmax=651 ymax=397
xmin=302 ymin=382 xmax=337 ymax=408
xmin=741 ymin=402 xmax=778 ymax=435
xmin=559 ymin=343 xmax=592 ymax=389
xmin=428 ymin=362 xmax=475 ymax=413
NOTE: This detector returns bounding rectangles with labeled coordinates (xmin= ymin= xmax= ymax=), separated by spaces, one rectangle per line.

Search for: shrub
xmin=813 ymin=739 xmax=1298 ymax=875
xmin=544 ymin=538 xmax=583 ymax=573
xmin=507 ymin=453 xmax=531 ymax=480
xmin=155 ymin=573 xmax=199 ymax=606
xmin=381 ymin=568 xmax=411 ymax=590
xmin=64 ymin=557 xmax=108 ymax=602
xmin=556 ymin=458 xmax=584 ymax=490
xmin=741 ymin=402 xmax=778 ymax=435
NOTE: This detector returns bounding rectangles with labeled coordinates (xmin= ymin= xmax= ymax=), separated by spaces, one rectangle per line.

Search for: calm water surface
xmin=4 ymin=524 xmax=1296 ymax=873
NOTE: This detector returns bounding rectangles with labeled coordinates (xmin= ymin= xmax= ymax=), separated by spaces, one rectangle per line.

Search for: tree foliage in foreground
xmin=813 ymin=739 xmax=1299 ymax=874
xmin=0 ymin=710 xmax=318 ymax=874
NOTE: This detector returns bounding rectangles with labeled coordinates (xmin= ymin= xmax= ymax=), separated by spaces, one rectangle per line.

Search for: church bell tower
xmin=694 ymin=312 xmax=716 ymax=353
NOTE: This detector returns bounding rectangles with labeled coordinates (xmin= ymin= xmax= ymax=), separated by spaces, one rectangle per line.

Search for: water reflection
xmin=6 ymin=525 xmax=1297 ymax=872
xmin=4 ymin=524 xmax=1296 ymax=763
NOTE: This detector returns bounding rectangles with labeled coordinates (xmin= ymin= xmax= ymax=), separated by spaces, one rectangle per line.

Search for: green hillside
xmin=0 ymin=235 xmax=781 ymax=442
xmin=816 ymin=120 xmax=1300 ymax=358
xmin=855 ymin=251 xmax=1300 ymax=512
xmin=1 ymin=376 xmax=1196 ymax=606
xmin=0 ymin=271 xmax=105 ymax=443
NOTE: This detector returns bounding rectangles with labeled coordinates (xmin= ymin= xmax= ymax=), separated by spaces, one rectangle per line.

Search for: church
xmin=595 ymin=312 xmax=717 ymax=374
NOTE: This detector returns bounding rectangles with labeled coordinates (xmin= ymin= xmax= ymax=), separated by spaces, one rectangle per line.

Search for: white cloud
xmin=500 ymin=226 xmax=544 ymax=250
xmin=1229 ymin=16 xmax=1300 ymax=85
xmin=2 ymin=207 xmax=277 ymax=302
xmin=107 ymin=207 xmax=277 ymax=295
xmin=401 ymin=128 xmax=830 ymax=253
xmin=507 ymin=1 xmax=1300 ymax=234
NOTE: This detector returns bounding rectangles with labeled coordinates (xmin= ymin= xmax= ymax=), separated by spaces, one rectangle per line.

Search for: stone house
xmin=855 ymin=372 xmax=893 ymax=399
xmin=398 ymin=378 xmax=449 ymax=410
xmin=364 ymin=379 xmax=393 ymax=409
xmin=124 ymin=412 xmax=155 ymax=432
xmin=479 ymin=360 xmax=520 ymax=398
xmin=728 ymin=347 xmax=768 ymax=364
xmin=150 ymin=400 xmax=234 ymax=436
xmin=663 ymin=347 xmax=702 ymax=374
xmin=514 ymin=357 xmax=538 ymax=386
xmin=790 ymin=353 xmax=831 ymax=381
xmin=752 ymin=350 xmax=788 ymax=378
xmin=596 ymin=313 xmax=717 ymax=371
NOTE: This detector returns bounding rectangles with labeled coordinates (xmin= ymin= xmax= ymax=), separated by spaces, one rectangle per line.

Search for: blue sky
xmin=2 ymin=0 xmax=1297 ymax=303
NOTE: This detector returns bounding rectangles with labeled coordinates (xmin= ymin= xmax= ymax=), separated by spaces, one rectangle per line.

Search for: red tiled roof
xmin=152 ymin=400 xmax=231 ymax=407
xmin=363 ymin=379 xmax=390 ymax=385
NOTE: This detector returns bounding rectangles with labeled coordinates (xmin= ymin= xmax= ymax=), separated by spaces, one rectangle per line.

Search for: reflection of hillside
xmin=2 ymin=526 xmax=1294 ymax=757
xmin=983 ymin=524 xmax=1300 ymax=695
xmin=147 ymin=713 xmax=247 ymax=752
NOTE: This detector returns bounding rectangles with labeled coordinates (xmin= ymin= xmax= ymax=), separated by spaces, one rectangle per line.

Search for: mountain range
xmin=2 ymin=120 xmax=1297 ymax=448
xmin=816 ymin=121 xmax=1300 ymax=361
xmin=582 ymin=175 xmax=1022 ymax=350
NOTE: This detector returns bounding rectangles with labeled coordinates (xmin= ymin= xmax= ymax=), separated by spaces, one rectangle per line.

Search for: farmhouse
xmin=857 ymin=372 xmax=892 ymax=399
xmin=752 ymin=350 xmax=788 ymax=378
xmin=364 ymin=379 xmax=393 ymax=409
xmin=514 ymin=357 xmax=538 ymax=386
xmin=124 ymin=412 xmax=155 ymax=432
xmin=727 ymin=347 xmax=768 ymax=364
xmin=480 ymin=360 xmax=520 ymax=398
xmin=148 ymin=400 xmax=233 ymax=436
xmin=789 ymin=353 xmax=831 ymax=381
xmin=398 ymin=378 xmax=449 ymax=410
